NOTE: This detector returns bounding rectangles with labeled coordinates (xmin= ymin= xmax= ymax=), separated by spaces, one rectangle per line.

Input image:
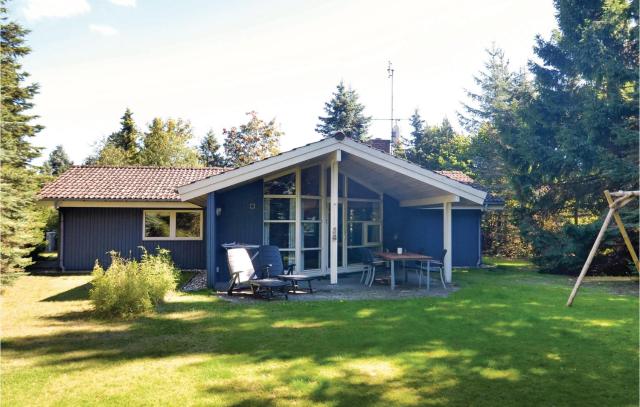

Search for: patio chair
xmin=417 ymin=249 xmax=448 ymax=290
xmin=226 ymin=248 xmax=289 ymax=300
xmin=360 ymin=248 xmax=387 ymax=287
xmin=257 ymin=245 xmax=317 ymax=293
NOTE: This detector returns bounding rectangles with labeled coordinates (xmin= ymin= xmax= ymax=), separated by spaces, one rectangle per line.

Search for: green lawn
xmin=1 ymin=262 xmax=638 ymax=406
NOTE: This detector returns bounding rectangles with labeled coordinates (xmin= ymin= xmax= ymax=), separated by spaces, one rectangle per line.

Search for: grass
xmin=1 ymin=261 xmax=638 ymax=406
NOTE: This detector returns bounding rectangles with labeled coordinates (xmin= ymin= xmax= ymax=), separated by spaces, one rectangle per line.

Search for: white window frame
xmin=142 ymin=209 xmax=203 ymax=241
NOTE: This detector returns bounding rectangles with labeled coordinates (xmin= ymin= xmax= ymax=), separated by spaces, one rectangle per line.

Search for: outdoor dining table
xmin=374 ymin=252 xmax=433 ymax=290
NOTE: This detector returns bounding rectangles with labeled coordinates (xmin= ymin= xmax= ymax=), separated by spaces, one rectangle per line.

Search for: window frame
xmin=142 ymin=209 xmax=203 ymax=241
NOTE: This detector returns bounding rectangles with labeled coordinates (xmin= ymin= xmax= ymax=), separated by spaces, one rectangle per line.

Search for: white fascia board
xmin=400 ymin=194 xmax=460 ymax=207
xmin=178 ymin=138 xmax=339 ymax=200
xmin=338 ymin=139 xmax=487 ymax=204
xmin=56 ymin=200 xmax=201 ymax=208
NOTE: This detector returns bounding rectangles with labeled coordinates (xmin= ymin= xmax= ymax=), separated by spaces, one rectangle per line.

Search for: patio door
xmin=326 ymin=201 xmax=344 ymax=269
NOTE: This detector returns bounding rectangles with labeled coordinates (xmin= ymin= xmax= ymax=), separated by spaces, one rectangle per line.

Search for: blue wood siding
xmin=213 ymin=180 xmax=264 ymax=282
xmin=61 ymin=207 xmax=206 ymax=270
xmin=383 ymin=195 xmax=482 ymax=266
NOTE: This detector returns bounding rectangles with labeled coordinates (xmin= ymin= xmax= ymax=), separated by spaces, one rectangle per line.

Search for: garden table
xmin=374 ymin=252 xmax=433 ymax=290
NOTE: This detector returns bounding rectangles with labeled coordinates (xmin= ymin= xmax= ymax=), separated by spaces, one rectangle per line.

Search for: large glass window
xmin=263 ymin=173 xmax=297 ymax=266
xmin=143 ymin=210 xmax=202 ymax=240
xmin=346 ymin=199 xmax=382 ymax=265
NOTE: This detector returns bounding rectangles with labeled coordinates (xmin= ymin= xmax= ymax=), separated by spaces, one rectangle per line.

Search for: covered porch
xmin=177 ymin=136 xmax=490 ymax=289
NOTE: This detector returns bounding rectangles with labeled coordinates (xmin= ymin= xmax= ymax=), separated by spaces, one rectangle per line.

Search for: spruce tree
xmin=316 ymin=81 xmax=371 ymax=141
xmin=198 ymin=130 xmax=226 ymax=167
xmin=501 ymin=0 xmax=638 ymax=273
xmin=42 ymin=145 xmax=72 ymax=176
xmin=223 ymin=111 xmax=282 ymax=168
xmin=88 ymin=108 xmax=139 ymax=165
xmin=108 ymin=108 xmax=138 ymax=154
xmin=0 ymin=5 xmax=45 ymax=272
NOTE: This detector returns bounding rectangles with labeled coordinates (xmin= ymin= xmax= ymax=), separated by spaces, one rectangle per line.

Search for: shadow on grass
xmin=42 ymin=283 xmax=92 ymax=302
xmin=4 ymin=263 xmax=639 ymax=405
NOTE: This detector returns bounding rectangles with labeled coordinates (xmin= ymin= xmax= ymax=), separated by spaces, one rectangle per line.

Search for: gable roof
xmin=178 ymin=136 xmax=489 ymax=205
xmin=38 ymin=166 xmax=227 ymax=201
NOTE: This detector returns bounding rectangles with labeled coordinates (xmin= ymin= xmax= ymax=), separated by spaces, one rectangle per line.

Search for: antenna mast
xmin=387 ymin=61 xmax=394 ymax=140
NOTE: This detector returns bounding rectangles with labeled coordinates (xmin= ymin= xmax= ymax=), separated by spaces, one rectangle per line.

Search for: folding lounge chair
xmin=257 ymin=245 xmax=317 ymax=293
xmin=226 ymin=248 xmax=289 ymax=300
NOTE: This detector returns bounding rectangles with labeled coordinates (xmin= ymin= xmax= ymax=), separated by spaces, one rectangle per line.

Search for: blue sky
xmin=11 ymin=0 xmax=558 ymax=164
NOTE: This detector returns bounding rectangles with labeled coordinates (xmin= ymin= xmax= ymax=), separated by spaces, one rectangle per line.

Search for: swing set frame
xmin=566 ymin=190 xmax=639 ymax=307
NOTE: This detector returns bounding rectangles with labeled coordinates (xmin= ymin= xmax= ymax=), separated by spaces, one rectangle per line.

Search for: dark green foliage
xmin=316 ymin=81 xmax=371 ymax=141
xmin=469 ymin=0 xmax=639 ymax=273
xmin=406 ymin=113 xmax=471 ymax=172
xmin=198 ymin=130 xmax=226 ymax=167
xmin=42 ymin=145 xmax=72 ymax=176
xmin=509 ymin=0 xmax=639 ymax=274
xmin=0 ymin=4 xmax=45 ymax=272
xmin=223 ymin=111 xmax=281 ymax=168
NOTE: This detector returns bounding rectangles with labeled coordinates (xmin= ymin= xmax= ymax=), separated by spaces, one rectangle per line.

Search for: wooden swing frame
xmin=566 ymin=190 xmax=639 ymax=307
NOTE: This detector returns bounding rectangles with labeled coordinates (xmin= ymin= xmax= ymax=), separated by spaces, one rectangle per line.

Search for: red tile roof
xmin=38 ymin=166 xmax=227 ymax=201
xmin=434 ymin=170 xmax=475 ymax=185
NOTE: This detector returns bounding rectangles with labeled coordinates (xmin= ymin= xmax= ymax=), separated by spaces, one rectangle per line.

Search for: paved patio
xmin=203 ymin=271 xmax=457 ymax=302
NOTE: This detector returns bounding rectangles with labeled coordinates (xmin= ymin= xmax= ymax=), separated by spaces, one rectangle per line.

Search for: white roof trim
xmin=178 ymin=137 xmax=487 ymax=205
xmin=179 ymin=138 xmax=340 ymax=200
xmin=338 ymin=139 xmax=487 ymax=204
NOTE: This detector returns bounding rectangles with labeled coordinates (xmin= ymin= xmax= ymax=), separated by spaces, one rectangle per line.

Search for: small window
xmin=301 ymin=165 xmax=320 ymax=196
xmin=264 ymin=172 xmax=296 ymax=195
xmin=145 ymin=211 xmax=171 ymax=238
xmin=366 ymin=224 xmax=381 ymax=244
xmin=176 ymin=212 xmax=201 ymax=238
xmin=143 ymin=210 xmax=203 ymax=240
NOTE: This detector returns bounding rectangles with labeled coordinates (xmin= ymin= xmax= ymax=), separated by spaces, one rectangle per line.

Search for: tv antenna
xmin=387 ymin=61 xmax=395 ymax=139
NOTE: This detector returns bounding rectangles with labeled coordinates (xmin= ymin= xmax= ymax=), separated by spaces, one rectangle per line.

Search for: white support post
xmin=330 ymin=153 xmax=340 ymax=284
xmin=443 ymin=201 xmax=452 ymax=283
xmin=320 ymin=162 xmax=328 ymax=275
xmin=294 ymin=168 xmax=302 ymax=272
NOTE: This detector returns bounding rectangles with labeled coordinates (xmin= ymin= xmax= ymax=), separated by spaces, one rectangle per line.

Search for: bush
xmin=90 ymin=248 xmax=179 ymax=318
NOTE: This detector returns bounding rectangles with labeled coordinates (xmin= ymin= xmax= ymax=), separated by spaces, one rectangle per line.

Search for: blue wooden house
xmin=38 ymin=135 xmax=502 ymax=288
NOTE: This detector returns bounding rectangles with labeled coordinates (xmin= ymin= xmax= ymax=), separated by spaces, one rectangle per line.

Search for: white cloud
xmin=89 ymin=24 xmax=119 ymax=36
xmin=109 ymin=0 xmax=136 ymax=7
xmin=23 ymin=0 xmax=90 ymax=21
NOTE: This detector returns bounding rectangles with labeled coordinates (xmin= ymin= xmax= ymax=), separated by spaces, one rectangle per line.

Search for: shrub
xmin=90 ymin=248 xmax=179 ymax=318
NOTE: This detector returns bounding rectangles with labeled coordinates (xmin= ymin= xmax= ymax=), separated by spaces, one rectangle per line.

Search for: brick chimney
xmin=368 ymin=138 xmax=391 ymax=154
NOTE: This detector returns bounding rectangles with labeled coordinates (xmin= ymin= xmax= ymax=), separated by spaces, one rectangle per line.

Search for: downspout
xmin=58 ymin=204 xmax=66 ymax=272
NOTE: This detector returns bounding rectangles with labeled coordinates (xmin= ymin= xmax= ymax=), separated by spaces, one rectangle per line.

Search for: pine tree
xmin=139 ymin=118 xmax=201 ymax=167
xmin=0 ymin=5 xmax=45 ymax=272
xmin=42 ymin=145 xmax=72 ymax=176
xmin=501 ymin=0 xmax=639 ymax=273
xmin=316 ymin=81 xmax=371 ymax=141
xmin=223 ymin=111 xmax=282 ymax=168
xmin=108 ymin=108 xmax=138 ymax=155
xmin=88 ymin=108 xmax=139 ymax=165
xmin=198 ymin=130 xmax=226 ymax=167
xmin=458 ymin=47 xmax=533 ymax=258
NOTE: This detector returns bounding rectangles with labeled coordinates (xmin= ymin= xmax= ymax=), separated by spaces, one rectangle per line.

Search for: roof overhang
xmin=178 ymin=137 xmax=488 ymax=205
xmin=40 ymin=200 xmax=202 ymax=209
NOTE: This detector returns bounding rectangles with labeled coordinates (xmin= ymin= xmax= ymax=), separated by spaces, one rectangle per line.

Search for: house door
xmin=326 ymin=201 xmax=344 ymax=269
